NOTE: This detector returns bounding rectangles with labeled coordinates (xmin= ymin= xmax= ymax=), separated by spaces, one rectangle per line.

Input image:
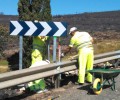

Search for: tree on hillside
xmin=18 ymin=0 xmax=52 ymax=68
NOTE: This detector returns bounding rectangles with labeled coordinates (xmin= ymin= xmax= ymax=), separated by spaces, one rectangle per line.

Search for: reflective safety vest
xmin=33 ymin=36 xmax=48 ymax=47
xmin=31 ymin=36 xmax=48 ymax=64
xmin=69 ymin=31 xmax=93 ymax=50
xmin=32 ymin=36 xmax=48 ymax=50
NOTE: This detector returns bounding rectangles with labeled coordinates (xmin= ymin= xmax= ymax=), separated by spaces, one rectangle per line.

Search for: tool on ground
xmin=68 ymin=54 xmax=78 ymax=60
xmin=48 ymin=95 xmax=60 ymax=100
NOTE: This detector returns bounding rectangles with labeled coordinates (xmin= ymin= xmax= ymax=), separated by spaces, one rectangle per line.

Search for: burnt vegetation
xmin=53 ymin=11 xmax=120 ymax=32
xmin=1 ymin=10 xmax=120 ymax=32
xmin=0 ymin=10 xmax=120 ymax=59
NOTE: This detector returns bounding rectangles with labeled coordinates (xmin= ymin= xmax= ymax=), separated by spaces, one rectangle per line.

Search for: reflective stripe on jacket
xmin=77 ymin=41 xmax=93 ymax=50
xmin=69 ymin=31 xmax=93 ymax=50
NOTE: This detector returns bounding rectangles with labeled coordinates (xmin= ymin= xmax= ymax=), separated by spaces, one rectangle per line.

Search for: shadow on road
xmin=78 ymin=83 xmax=112 ymax=95
xmin=77 ymin=84 xmax=94 ymax=95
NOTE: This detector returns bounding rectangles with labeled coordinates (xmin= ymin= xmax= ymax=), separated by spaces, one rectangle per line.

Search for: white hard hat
xmin=34 ymin=20 xmax=38 ymax=22
xmin=69 ymin=27 xmax=77 ymax=34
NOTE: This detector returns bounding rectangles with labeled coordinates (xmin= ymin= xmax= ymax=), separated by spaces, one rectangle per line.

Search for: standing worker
xmin=28 ymin=36 xmax=49 ymax=93
xmin=63 ymin=27 xmax=94 ymax=84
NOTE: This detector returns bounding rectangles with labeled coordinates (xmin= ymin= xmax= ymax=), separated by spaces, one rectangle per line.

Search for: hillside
xmin=53 ymin=11 xmax=120 ymax=41
xmin=0 ymin=10 xmax=120 ymax=40
xmin=0 ymin=15 xmax=18 ymax=25
xmin=0 ymin=10 xmax=120 ymax=32
xmin=0 ymin=10 xmax=120 ymax=58
xmin=53 ymin=11 xmax=120 ymax=32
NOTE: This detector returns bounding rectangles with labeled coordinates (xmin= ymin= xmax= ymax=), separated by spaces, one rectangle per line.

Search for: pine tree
xmin=18 ymin=0 xmax=52 ymax=68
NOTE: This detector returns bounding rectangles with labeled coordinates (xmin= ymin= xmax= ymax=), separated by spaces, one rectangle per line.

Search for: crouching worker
xmin=64 ymin=27 xmax=94 ymax=85
xmin=28 ymin=60 xmax=50 ymax=93
xmin=28 ymin=36 xmax=49 ymax=93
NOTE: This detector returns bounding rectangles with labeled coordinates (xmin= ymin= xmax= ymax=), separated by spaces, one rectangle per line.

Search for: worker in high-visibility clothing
xmin=31 ymin=36 xmax=48 ymax=64
xmin=64 ymin=27 xmax=94 ymax=84
xmin=28 ymin=36 xmax=49 ymax=92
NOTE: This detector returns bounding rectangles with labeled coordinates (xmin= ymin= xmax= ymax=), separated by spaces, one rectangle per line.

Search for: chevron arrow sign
xmin=10 ymin=21 xmax=67 ymax=37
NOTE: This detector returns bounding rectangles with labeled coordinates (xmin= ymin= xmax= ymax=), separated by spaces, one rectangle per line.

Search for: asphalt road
xmin=49 ymin=75 xmax=120 ymax=100
xmin=5 ymin=74 xmax=120 ymax=100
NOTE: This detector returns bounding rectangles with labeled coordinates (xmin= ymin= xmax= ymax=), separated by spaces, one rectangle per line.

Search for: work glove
xmin=61 ymin=53 xmax=65 ymax=58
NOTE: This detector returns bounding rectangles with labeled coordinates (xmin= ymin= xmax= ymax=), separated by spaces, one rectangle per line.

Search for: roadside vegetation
xmin=0 ymin=60 xmax=9 ymax=73
xmin=94 ymin=39 xmax=120 ymax=54
xmin=0 ymin=38 xmax=120 ymax=73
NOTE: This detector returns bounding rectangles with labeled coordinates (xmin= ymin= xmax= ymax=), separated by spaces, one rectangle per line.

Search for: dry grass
xmin=61 ymin=39 xmax=120 ymax=60
xmin=0 ymin=39 xmax=120 ymax=72
xmin=0 ymin=60 xmax=9 ymax=73
xmin=94 ymin=39 xmax=120 ymax=54
xmin=0 ymin=65 xmax=10 ymax=73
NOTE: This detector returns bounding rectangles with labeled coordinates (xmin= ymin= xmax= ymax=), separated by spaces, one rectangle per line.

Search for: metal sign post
xmin=57 ymin=37 xmax=62 ymax=88
xmin=53 ymin=37 xmax=63 ymax=88
xmin=53 ymin=36 xmax=57 ymax=63
xmin=19 ymin=36 xmax=23 ymax=70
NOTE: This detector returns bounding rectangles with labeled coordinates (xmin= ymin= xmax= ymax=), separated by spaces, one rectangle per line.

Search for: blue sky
xmin=0 ymin=0 xmax=120 ymax=15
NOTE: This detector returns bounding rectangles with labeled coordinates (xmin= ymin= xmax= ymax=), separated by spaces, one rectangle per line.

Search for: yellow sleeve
xmin=69 ymin=38 xmax=74 ymax=47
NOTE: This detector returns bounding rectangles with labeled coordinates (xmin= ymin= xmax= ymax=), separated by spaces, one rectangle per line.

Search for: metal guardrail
xmin=0 ymin=50 xmax=120 ymax=89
